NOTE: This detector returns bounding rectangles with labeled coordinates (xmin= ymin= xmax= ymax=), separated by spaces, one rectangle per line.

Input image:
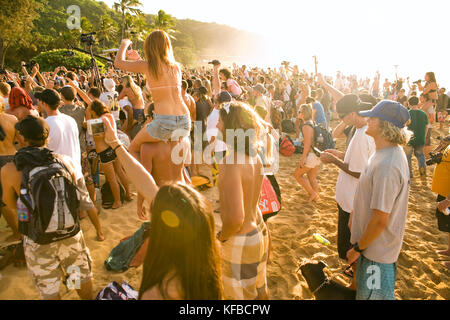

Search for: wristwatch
xmin=354 ymin=242 xmax=364 ymax=253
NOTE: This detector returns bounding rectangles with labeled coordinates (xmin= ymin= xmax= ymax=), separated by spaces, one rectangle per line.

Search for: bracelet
xmin=113 ymin=144 xmax=123 ymax=153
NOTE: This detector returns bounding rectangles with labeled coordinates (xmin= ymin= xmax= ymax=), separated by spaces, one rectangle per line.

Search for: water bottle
xmin=313 ymin=233 xmax=330 ymax=246
xmin=17 ymin=189 xmax=30 ymax=222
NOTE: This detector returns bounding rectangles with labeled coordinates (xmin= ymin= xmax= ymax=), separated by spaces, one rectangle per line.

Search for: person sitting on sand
xmin=431 ymin=135 xmax=450 ymax=269
xmin=115 ymin=30 xmax=191 ymax=161
xmin=1 ymin=116 xmax=94 ymax=300
xmin=89 ymin=99 xmax=132 ymax=209
xmin=319 ymin=94 xmax=375 ymax=289
xmin=215 ymin=101 xmax=270 ymax=300
xmin=97 ymin=113 xmax=223 ymax=300
xmin=294 ymin=104 xmax=321 ymax=202
xmin=346 ymin=100 xmax=411 ymax=300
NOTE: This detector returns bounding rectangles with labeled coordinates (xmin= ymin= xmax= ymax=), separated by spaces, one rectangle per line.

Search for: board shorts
xmin=81 ymin=152 xmax=94 ymax=187
xmin=436 ymin=194 xmax=450 ymax=233
xmin=0 ymin=155 xmax=15 ymax=208
xmin=305 ymin=152 xmax=321 ymax=168
xmin=220 ymin=218 xmax=269 ymax=300
xmin=23 ymin=231 xmax=93 ymax=299
xmin=98 ymin=147 xmax=117 ymax=164
xmin=356 ymin=255 xmax=397 ymax=300
xmin=146 ymin=113 xmax=191 ymax=142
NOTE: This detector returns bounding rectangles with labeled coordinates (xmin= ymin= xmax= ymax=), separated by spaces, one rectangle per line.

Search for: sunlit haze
xmin=101 ymin=0 xmax=449 ymax=87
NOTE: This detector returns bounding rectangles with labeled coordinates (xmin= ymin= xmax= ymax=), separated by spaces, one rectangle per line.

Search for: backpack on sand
xmin=279 ymin=135 xmax=295 ymax=157
xmin=17 ymin=151 xmax=80 ymax=245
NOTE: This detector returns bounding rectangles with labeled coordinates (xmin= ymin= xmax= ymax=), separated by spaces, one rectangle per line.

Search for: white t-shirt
xmin=335 ymin=125 xmax=375 ymax=213
xmin=206 ymin=108 xmax=228 ymax=153
xmin=46 ymin=114 xmax=83 ymax=180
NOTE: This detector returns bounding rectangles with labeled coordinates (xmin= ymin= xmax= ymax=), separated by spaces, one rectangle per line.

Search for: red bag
xmin=259 ymin=175 xmax=281 ymax=221
xmin=279 ymin=136 xmax=295 ymax=157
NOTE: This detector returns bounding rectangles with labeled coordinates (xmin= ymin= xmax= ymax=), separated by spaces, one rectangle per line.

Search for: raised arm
xmin=114 ymin=39 xmax=147 ymax=75
xmin=67 ymin=79 xmax=92 ymax=106
xmin=102 ymin=114 xmax=159 ymax=202
xmin=317 ymin=73 xmax=344 ymax=102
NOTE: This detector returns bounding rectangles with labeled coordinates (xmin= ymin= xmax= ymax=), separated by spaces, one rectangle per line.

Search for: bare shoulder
xmin=140 ymin=277 xmax=183 ymax=300
xmin=0 ymin=112 xmax=18 ymax=124
xmin=1 ymin=162 xmax=20 ymax=181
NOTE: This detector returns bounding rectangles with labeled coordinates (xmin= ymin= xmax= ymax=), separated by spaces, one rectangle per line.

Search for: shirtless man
xmin=216 ymin=102 xmax=269 ymax=300
xmin=0 ymin=111 xmax=20 ymax=241
xmin=136 ymin=104 xmax=190 ymax=219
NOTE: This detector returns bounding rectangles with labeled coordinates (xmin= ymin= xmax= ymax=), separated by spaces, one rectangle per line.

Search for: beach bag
xmin=96 ymin=281 xmax=138 ymax=300
xmin=18 ymin=156 xmax=80 ymax=245
xmin=101 ymin=181 xmax=126 ymax=209
xmin=104 ymin=222 xmax=150 ymax=272
xmin=279 ymin=135 xmax=295 ymax=157
xmin=281 ymin=119 xmax=295 ymax=134
xmin=259 ymin=175 xmax=282 ymax=221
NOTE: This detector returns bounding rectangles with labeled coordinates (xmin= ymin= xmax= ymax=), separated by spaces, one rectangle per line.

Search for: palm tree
xmin=113 ymin=0 xmax=143 ymax=39
xmin=149 ymin=10 xmax=177 ymax=39
xmin=97 ymin=15 xmax=118 ymax=48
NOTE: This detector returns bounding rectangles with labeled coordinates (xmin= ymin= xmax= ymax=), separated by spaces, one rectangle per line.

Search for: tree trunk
xmin=0 ymin=41 xmax=8 ymax=70
xmin=122 ymin=10 xmax=125 ymax=39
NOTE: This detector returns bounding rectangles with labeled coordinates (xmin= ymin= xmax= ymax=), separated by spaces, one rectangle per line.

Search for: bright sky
xmin=101 ymin=0 xmax=450 ymax=87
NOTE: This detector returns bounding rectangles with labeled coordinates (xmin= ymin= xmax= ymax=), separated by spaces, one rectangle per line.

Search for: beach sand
xmin=0 ymin=123 xmax=448 ymax=300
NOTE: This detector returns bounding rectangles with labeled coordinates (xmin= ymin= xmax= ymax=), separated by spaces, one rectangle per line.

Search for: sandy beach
xmin=0 ymin=123 xmax=448 ymax=300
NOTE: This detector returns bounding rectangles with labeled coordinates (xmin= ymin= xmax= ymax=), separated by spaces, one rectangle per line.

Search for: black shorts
xmin=0 ymin=155 xmax=15 ymax=208
xmin=98 ymin=147 xmax=117 ymax=164
xmin=436 ymin=195 xmax=450 ymax=233
xmin=337 ymin=204 xmax=352 ymax=260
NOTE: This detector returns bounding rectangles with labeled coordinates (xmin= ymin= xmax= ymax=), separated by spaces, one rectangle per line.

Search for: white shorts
xmin=305 ymin=152 xmax=321 ymax=168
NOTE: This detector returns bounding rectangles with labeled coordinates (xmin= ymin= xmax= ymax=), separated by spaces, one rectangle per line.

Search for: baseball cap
xmin=218 ymin=91 xmax=232 ymax=104
xmin=15 ymin=115 xmax=49 ymax=141
xmin=208 ymin=60 xmax=221 ymax=66
xmin=336 ymin=94 xmax=373 ymax=115
xmin=253 ymin=84 xmax=266 ymax=95
xmin=358 ymin=100 xmax=410 ymax=128
xmin=35 ymin=89 xmax=60 ymax=107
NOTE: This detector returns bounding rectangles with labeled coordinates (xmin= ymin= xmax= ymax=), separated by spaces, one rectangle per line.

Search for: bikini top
xmin=148 ymin=83 xmax=181 ymax=90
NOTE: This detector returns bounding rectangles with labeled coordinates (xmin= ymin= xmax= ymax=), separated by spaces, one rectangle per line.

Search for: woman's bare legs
xmin=113 ymin=159 xmax=132 ymax=201
xmin=100 ymin=161 xmax=122 ymax=209
xmin=306 ymin=166 xmax=320 ymax=202
xmin=294 ymin=165 xmax=316 ymax=201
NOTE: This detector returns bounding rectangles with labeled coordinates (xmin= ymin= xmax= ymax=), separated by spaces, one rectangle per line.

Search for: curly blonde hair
xmin=378 ymin=119 xmax=412 ymax=146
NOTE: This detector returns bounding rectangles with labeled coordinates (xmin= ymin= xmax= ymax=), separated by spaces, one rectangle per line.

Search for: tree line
xmin=0 ymin=0 xmax=260 ymax=71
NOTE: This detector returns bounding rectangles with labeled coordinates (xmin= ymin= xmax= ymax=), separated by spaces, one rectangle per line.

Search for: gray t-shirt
xmin=350 ymin=146 xmax=410 ymax=264
xmin=60 ymin=104 xmax=86 ymax=153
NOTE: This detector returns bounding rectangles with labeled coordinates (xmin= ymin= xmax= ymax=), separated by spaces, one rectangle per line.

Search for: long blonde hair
xmin=144 ymin=30 xmax=178 ymax=80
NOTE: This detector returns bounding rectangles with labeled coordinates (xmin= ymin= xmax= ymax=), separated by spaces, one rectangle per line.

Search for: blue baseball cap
xmin=358 ymin=100 xmax=410 ymax=128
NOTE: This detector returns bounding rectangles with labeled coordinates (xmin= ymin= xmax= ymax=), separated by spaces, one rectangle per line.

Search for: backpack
xmin=18 ymin=157 xmax=81 ymax=245
xmin=260 ymin=175 xmax=282 ymax=222
xmin=279 ymin=135 xmax=295 ymax=157
xmin=304 ymin=122 xmax=335 ymax=152
xmin=105 ymin=222 xmax=151 ymax=272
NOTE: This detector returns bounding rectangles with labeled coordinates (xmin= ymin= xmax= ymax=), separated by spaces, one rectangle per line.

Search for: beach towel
xmin=104 ymin=222 xmax=150 ymax=272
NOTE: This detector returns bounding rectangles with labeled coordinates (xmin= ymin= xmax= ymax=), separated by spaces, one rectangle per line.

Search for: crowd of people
xmin=0 ymin=29 xmax=448 ymax=300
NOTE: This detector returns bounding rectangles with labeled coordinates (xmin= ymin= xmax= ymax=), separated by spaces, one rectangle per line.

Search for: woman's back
xmin=146 ymin=64 xmax=189 ymax=116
